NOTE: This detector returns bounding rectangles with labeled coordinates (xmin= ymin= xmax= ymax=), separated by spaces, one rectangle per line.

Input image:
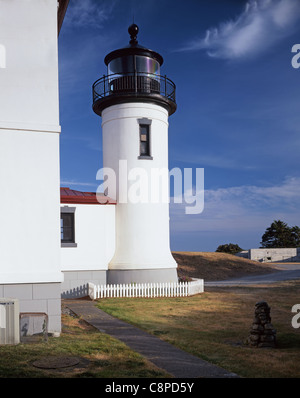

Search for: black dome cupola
xmin=104 ymin=23 xmax=164 ymax=68
xmin=128 ymin=23 xmax=139 ymax=46
xmin=92 ymin=24 xmax=176 ymax=116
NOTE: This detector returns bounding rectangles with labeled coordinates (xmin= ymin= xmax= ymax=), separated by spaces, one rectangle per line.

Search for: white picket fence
xmin=88 ymin=279 xmax=204 ymax=300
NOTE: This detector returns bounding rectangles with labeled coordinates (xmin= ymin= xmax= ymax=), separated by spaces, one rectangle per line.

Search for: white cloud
xmin=60 ymin=179 xmax=98 ymax=188
xmin=178 ymin=0 xmax=300 ymax=59
xmin=64 ymin=0 xmax=115 ymax=28
xmin=170 ymin=176 xmax=300 ymax=233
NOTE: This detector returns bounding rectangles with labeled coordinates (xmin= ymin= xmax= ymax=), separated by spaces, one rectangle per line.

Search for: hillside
xmin=172 ymin=251 xmax=279 ymax=281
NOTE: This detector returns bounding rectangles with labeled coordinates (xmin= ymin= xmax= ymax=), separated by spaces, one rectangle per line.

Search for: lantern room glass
xmin=108 ymin=55 xmax=160 ymax=76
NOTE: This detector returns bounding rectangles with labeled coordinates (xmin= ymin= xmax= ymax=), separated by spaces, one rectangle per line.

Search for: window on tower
xmin=140 ymin=124 xmax=150 ymax=156
xmin=138 ymin=118 xmax=153 ymax=160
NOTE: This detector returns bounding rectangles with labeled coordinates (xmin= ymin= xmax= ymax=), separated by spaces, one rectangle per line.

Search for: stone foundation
xmin=61 ymin=270 xmax=107 ymax=298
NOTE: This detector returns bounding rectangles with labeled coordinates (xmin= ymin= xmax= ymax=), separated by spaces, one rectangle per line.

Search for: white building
xmin=0 ymin=0 xmax=69 ymax=335
xmin=60 ymin=188 xmax=116 ymax=298
xmin=0 ymin=2 xmax=178 ymax=336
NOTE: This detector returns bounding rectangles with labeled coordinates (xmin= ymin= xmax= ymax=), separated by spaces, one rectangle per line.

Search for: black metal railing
xmin=92 ymin=72 xmax=176 ymax=105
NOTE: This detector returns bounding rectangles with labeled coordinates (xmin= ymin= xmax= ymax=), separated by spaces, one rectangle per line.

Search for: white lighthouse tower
xmin=93 ymin=24 xmax=178 ymax=284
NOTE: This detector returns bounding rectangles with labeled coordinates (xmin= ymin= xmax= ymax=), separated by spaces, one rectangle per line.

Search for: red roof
xmin=60 ymin=187 xmax=116 ymax=205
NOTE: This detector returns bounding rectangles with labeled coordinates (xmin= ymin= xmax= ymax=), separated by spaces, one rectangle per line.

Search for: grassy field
xmin=0 ymin=252 xmax=299 ymax=378
xmin=173 ymin=251 xmax=279 ymax=281
xmin=97 ymin=280 xmax=300 ymax=378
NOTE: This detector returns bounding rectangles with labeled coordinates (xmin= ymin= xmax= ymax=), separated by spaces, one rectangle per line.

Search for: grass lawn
xmin=173 ymin=251 xmax=279 ymax=281
xmin=0 ymin=306 xmax=169 ymax=378
xmin=0 ymin=281 xmax=299 ymax=378
xmin=0 ymin=253 xmax=299 ymax=378
xmin=96 ymin=280 xmax=300 ymax=378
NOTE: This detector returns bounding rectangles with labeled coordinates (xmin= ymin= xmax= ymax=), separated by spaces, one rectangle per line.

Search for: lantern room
xmin=92 ymin=24 xmax=176 ymax=116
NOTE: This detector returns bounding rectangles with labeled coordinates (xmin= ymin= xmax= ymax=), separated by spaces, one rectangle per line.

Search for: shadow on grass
xmin=276 ymin=333 xmax=300 ymax=349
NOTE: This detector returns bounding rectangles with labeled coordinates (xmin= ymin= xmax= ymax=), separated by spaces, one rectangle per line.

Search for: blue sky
xmin=58 ymin=0 xmax=300 ymax=252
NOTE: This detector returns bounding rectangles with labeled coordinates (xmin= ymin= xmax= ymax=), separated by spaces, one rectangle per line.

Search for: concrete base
xmin=61 ymin=268 xmax=178 ymax=298
xmin=107 ymin=268 xmax=178 ymax=285
xmin=61 ymin=270 xmax=107 ymax=298
xmin=0 ymin=282 xmax=61 ymax=335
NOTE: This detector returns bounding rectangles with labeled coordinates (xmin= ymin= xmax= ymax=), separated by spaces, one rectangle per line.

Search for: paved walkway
xmin=65 ymin=299 xmax=238 ymax=378
xmin=206 ymin=263 xmax=300 ymax=287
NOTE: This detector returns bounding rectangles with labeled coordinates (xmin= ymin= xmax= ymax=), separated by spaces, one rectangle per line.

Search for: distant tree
xmin=260 ymin=220 xmax=300 ymax=248
xmin=216 ymin=243 xmax=243 ymax=254
xmin=291 ymin=226 xmax=300 ymax=247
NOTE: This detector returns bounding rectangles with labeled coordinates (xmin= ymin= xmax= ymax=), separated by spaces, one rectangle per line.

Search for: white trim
xmin=0 ymin=121 xmax=61 ymax=134
xmin=108 ymin=263 xmax=177 ymax=270
xmin=0 ymin=272 xmax=64 ymax=284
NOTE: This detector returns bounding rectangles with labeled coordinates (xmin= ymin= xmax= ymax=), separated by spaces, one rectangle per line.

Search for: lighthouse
xmin=92 ymin=24 xmax=178 ymax=284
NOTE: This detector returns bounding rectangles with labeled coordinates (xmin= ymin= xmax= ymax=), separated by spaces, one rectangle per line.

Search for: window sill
xmin=138 ymin=155 xmax=153 ymax=160
xmin=61 ymin=242 xmax=77 ymax=248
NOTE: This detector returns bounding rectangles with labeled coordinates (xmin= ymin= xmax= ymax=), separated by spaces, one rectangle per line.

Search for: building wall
xmin=0 ymin=130 xmax=61 ymax=284
xmin=0 ymin=0 xmax=62 ymax=334
xmin=0 ymin=0 xmax=60 ymax=127
xmin=60 ymin=204 xmax=115 ymax=297
xmin=249 ymin=248 xmax=300 ymax=263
